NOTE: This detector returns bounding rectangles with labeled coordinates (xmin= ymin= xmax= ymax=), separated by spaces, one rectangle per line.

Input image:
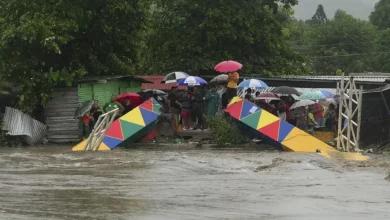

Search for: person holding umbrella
xmin=227 ymin=72 xmax=239 ymax=101
xmin=191 ymin=86 xmax=205 ymax=130
xmin=103 ymin=95 xmax=124 ymax=120
xmin=214 ymin=60 xmax=242 ymax=102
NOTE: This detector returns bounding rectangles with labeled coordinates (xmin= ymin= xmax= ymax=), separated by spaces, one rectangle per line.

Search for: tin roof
xmin=277 ymin=75 xmax=390 ymax=83
xmin=78 ymin=75 xmax=152 ymax=83
xmin=137 ymin=75 xmax=187 ymax=90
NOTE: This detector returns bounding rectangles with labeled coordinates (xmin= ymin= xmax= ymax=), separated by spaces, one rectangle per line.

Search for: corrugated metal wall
xmin=45 ymin=87 xmax=80 ymax=143
xmin=78 ymin=83 xmax=93 ymax=103
xmin=78 ymin=80 xmax=142 ymax=107
xmin=119 ymin=81 xmax=141 ymax=93
xmin=93 ymin=81 xmax=119 ymax=106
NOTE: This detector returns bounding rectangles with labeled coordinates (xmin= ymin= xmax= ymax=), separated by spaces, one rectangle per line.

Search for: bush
xmin=0 ymin=117 xmax=9 ymax=147
xmin=207 ymin=116 xmax=247 ymax=146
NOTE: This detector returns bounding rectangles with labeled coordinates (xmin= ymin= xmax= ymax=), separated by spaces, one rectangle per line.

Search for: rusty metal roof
xmin=137 ymin=75 xmax=187 ymax=90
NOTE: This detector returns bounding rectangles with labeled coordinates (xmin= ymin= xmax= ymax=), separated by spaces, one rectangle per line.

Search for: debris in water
xmin=385 ymin=173 xmax=390 ymax=181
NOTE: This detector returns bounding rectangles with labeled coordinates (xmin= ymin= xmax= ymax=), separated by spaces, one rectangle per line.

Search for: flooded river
xmin=0 ymin=147 xmax=389 ymax=220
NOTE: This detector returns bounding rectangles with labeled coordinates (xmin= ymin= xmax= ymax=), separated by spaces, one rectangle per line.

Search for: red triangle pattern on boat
xmin=105 ymin=120 xmax=124 ymax=140
xmin=258 ymin=120 xmax=280 ymax=141
xmin=140 ymin=99 xmax=153 ymax=112
xmin=225 ymin=100 xmax=243 ymax=119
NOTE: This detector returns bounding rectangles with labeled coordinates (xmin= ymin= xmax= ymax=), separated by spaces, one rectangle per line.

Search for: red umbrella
xmin=214 ymin=60 xmax=242 ymax=73
xmin=255 ymin=92 xmax=280 ymax=101
xmin=116 ymin=92 xmax=142 ymax=108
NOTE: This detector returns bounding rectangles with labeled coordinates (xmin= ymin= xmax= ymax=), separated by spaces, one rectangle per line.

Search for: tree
xmin=310 ymin=4 xmax=328 ymax=26
xmin=141 ymin=0 xmax=305 ymax=76
xmin=372 ymin=29 xmax=390 ymax=72
xmin=0 ymin=0 xmax=146 ymax=113
xmin=370 ymin=0 xmax=390 ymax=29
xmin=306 ymin=10 xmax=377 ymax=75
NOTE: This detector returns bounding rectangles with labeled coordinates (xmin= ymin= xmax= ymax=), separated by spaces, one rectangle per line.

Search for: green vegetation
xmin=207 ymin=117 xmax=247 ymax=146
xmin=0 ymin=1 xmax=390 ymax=113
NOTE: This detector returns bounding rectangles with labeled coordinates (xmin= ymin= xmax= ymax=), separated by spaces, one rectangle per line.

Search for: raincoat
xmin=204 ymin=90 xmax=220 ymax=118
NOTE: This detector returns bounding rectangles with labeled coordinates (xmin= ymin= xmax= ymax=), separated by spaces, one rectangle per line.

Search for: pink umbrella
xmin=255 ymin=92 xmax=280 ymax=101
xmin=214 ymin=60 xmax=243 ymax=73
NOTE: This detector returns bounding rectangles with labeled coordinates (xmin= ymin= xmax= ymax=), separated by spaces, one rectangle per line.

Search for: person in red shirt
xmin=82 ymin=113 xmax=91 ymax=139
xmin=313 ymin=102 xmax=324 ymax=126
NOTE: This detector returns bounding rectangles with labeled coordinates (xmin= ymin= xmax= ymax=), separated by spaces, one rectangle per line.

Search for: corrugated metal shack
xmin=45 ymin=76 xmax=151 ymax=143
xmin=45 ymin=88 xmax=80 ymax=143
xmin=360 ymin=85 xmax=390 ymax=147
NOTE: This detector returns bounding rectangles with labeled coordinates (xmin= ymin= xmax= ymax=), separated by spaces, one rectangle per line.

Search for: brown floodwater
xmin=0 ymin=147 xmax=389 ymax=220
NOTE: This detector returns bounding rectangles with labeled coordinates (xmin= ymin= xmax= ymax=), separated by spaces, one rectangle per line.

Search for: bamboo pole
xmin=337 ymin=76 xmax=344 ymax=151
xmin=356 ymin=85 xmax=363 ymax=151
xmin=346 ymin=78 xmax=353 ymax=152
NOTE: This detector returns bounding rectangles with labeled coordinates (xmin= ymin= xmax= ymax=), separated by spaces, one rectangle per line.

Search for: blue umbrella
xmin=177 ymin=76 xmax=208 ymax=86
xmin=238 ymin=79 xmax=268 ymax=89
xmin=319 ymin=90 xmax=334 ymax=99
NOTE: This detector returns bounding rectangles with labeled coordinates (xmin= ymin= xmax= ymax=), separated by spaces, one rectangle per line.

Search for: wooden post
xmin=356 ymin=85 xmax=363 ymax=150
xmin=337 ymin=75 xmax=344 ymax=151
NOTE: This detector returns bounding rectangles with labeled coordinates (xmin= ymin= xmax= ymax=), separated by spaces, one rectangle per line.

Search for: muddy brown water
xmin=0 ymin=147 xmax=389 ymax=220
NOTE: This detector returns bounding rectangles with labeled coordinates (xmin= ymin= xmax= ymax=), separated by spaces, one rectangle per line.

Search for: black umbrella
xmin=74 ymin=100 xmax=94 ymax=119
xmin=271 ymin=86 xmax=301 ymax=96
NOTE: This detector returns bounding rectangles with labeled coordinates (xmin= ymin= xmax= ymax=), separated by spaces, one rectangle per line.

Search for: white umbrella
xmin=290 ymin=100 xmax=316 ymax=110
xmin=162 ymin=72 xmax=189 ymax=84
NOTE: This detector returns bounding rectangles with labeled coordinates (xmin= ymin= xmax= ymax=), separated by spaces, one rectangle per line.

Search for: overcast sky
xmin=294 ymin=0 xmax=379 ymax=20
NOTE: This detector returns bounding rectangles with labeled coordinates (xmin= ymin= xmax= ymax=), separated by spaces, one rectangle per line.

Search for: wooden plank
xmin=46 ymin=111 xmax=77 ymax=117
xmin=48 ymin=138 xmax=81 ymax=143
xmin=45 ymin=104 xmax=79 ymax=110
xmin=48 ymin=126 xmax=80 ymax=133
xmin=47 ymin=99 xmax=79 ymax=105
xmin=50 ymin=92 xmax=78 ymax=98
xmin=48 ymin=134 xmax=81 ymax=139
xmin=47 ymin=130 xmax=80 ymax=136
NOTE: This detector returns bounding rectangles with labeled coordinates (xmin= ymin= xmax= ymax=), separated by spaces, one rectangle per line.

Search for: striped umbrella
xmin=162 ymin=72 xmax=189 ymax=84
xmin=238 ymin=79 xmax=268 ymax=89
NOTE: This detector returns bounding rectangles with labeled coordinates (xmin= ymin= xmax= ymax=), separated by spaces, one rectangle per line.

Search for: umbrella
xmin=162 ymin=72 xmax=189 ymax=84
xmin=143 ymin=89 xmax=166 ymax=95
xmin=255 ymin=92 xmax=280 ymax=100
xmin=238 ymin=79 xmax=268 ymax=89
xmin=290 ymin=100 xmax=316 ymax=110
xmin=210 ymin=74 xmax=228 ymax=85
xmin=177 ymin=76 xmax=208 ymax=86
xmin=318 ymin=90 xmax=334 ymax=99
xmin=271 ymin=86 xmax=301 ymax=96
xmin=299 ymin=91 xmax=325 ymax=100
xmin=214 ymin=60 xmax=242 ymax=73
xmin=74 ymin=100 xmax=94 ymax=119
xmin=116 ymin=92 xmax=142 ymax=108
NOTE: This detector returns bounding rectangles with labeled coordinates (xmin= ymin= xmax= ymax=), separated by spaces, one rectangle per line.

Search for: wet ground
xmin=0 ymin=147 xmax=389 ymax=220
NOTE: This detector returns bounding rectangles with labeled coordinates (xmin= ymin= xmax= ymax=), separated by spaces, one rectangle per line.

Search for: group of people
xmin=168 ymin=85 xmax=220 ymax=131
xmin=241 ymin=90 xmax=338 ymax=133
xmin=81 ymin=95 xmax=135 ymax=138
xmin=167 ymin=71 xmax=240 ymax=131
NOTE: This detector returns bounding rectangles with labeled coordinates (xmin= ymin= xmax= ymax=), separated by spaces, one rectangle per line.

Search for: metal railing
xmin=82 ymin=108 xmax=119 ymax=151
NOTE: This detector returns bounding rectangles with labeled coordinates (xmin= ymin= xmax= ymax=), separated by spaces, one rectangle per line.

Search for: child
xmin=82 ymin=113 xmax=92 ymax=139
